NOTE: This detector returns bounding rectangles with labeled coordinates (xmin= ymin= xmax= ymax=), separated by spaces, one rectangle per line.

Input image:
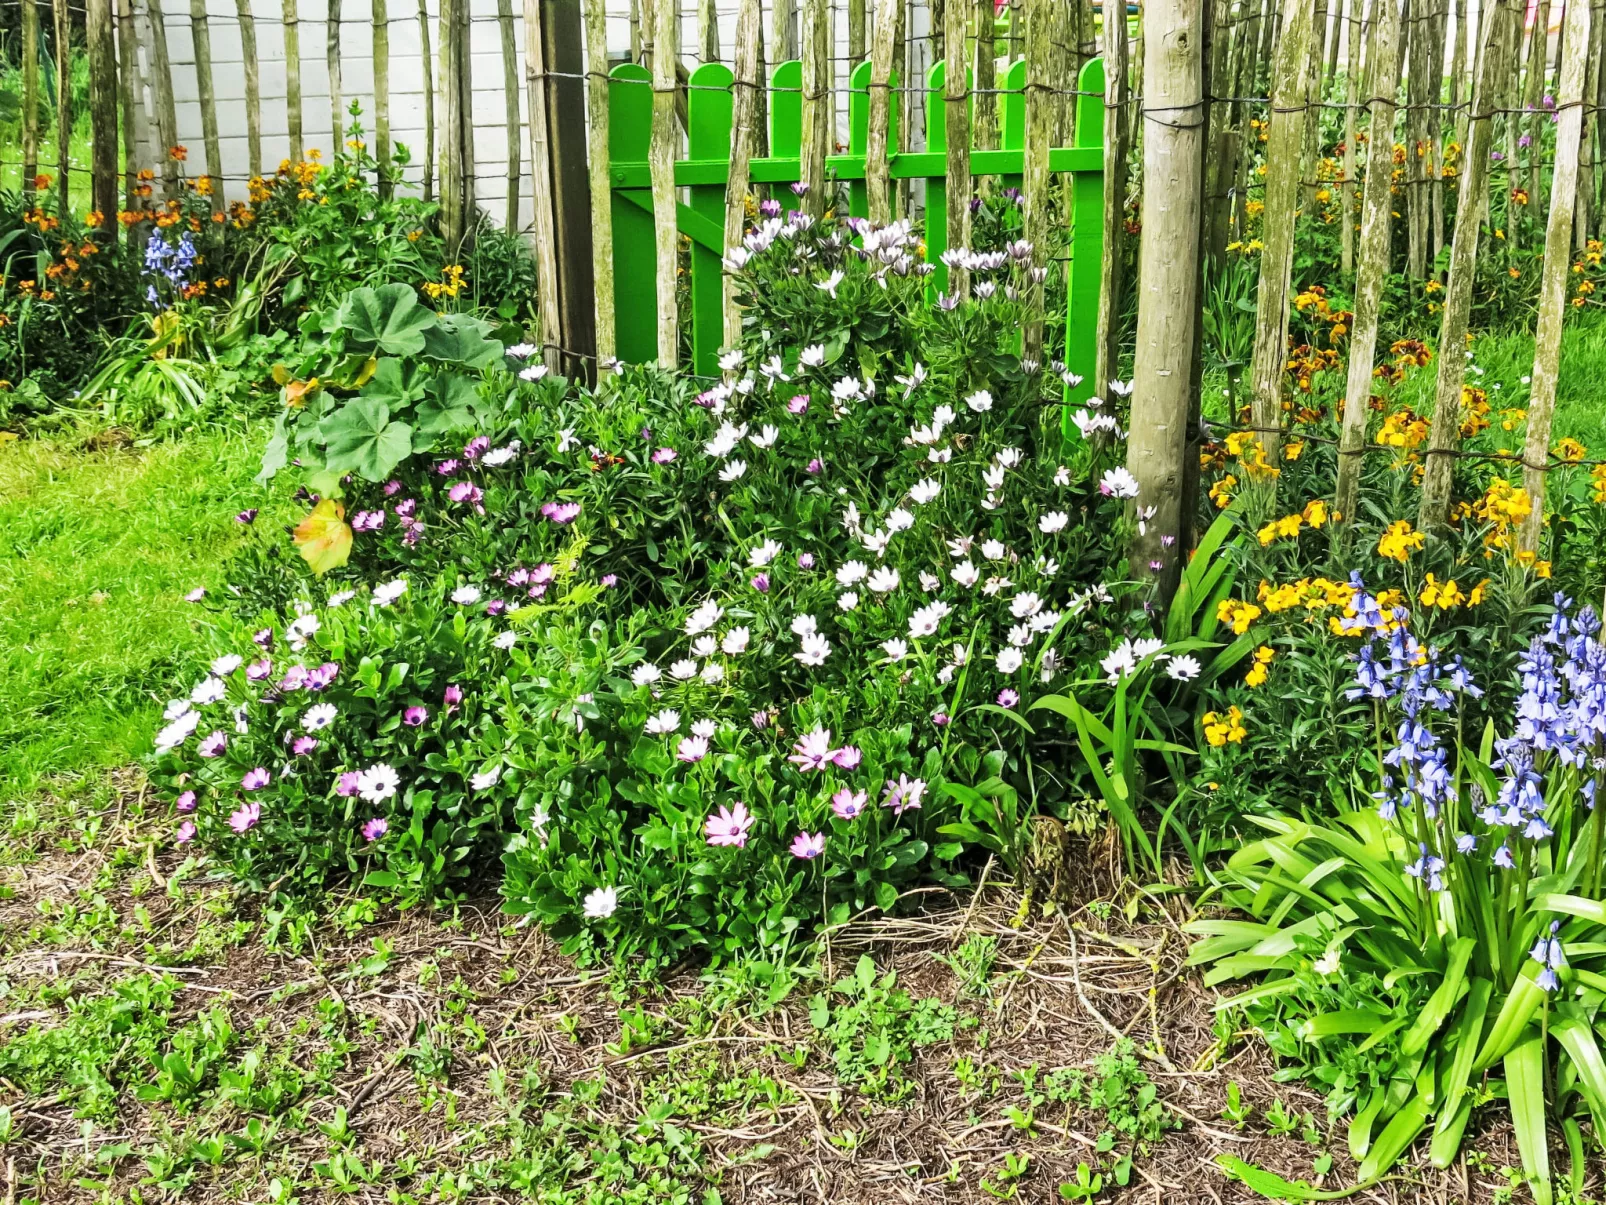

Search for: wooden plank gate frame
xmin=604 ymin=53 xmax=1107 ymax=404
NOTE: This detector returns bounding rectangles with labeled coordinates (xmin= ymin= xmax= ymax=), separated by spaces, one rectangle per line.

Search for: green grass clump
xmin=0 ymin=423 xmax=276 ymax=798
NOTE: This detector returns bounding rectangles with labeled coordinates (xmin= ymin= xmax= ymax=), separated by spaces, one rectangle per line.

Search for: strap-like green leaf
xmin=1505 ymin=1027 xmax=1553 ymax=1205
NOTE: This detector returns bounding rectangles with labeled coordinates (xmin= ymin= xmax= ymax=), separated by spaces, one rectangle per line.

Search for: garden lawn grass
xmin=0 ymin=422 xmax=277 ymax=799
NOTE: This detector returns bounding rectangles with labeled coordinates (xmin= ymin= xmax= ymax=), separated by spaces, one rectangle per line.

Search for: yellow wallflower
xmin=1245 ymin=645 xmax=1275 ymax=688
xmin=1377 ymin=520 xmax=1425 ymax=561
xmin=1216 ymin=599 xmax=1264 ymax=635
xmin=1419 ymin=573 xmax=1466 ymax=610
xmin=1203 ymin=706 xmax=1248 ymax=747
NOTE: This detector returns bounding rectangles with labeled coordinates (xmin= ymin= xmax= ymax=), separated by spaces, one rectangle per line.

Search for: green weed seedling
xmin=808 ymin=954 xmax=963 ymax=1101
xmin=1058 ymin=1162 xmax=1105 ymax=1201
xmin=981 ymin=1151 xmax=1031 ymax=1198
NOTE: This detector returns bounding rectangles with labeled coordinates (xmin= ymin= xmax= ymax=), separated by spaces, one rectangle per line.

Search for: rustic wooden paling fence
xmin=34 ymin=0 xmax=1109 ymax=395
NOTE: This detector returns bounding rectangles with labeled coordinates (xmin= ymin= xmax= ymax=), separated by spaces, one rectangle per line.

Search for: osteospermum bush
xmin=162 ymin=210 xmax=1211 ymax=965
xmin=150 ymin=575 xmax=528 ymax=902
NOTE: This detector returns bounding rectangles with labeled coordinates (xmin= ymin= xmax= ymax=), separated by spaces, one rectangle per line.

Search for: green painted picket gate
xmin=605 ymin=55 xmax=1106 ymax=403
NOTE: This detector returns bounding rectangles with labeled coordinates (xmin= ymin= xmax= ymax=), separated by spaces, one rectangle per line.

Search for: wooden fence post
xmin=285 ymin=0 xmax=305 ymax=162
xmin=117 ymin=0 xmax=140 ymax=202
xmin=235 ymin=0 xmax=262 ymax=179
xmin=1419 ymin=0 xmax=1517 ymax=526
xmin=191 ymin=0 xmax=224 ymax=212
xmin=87 ymin=0 xmax=120 ymax=229
xmin=1340 ymin=0 xmax=1358 ymax=272
xmin=725 ymin=0 xmax=762 ymax=348
xmin=586 ymin=0 xmax=617 ymax=362
xmin=328 ymin=0 xmax=343 ymax=150
xmin=850 ymin=0 xmax=867 ymax=64
xmin=775 ymin=0 xmax=798 ymax=62
xmin=1248 ymin=0 xmax=1316 ymax=463
xmin=373 ymin=0 xmax=391 ymax=192
xmin=651 ymin=0 xmax=682 ymax=363
xmin=526 ymin=0 xmax=563 ymax=369
xmin=973 ymin=0 xmax=998 ymax=154
xmin=546 ymin=0 xmax=596 ymax=371
xmin=499 ymin=0 xmax=522 ymax=231
xmin=866 ymin=0 xmax=901 ymax=224
xmin=943 ymin=0 xmax=971 ymax=295
xmin=54 ymin=0 xmax=71 ymax=214
xmin=22 ymin=0 xmax=39 ymax=201
xmin=1128 ymin=0 xmax=1205 ymax=595
xmin=418 ymin=0 xmax=434 ymax=199
xmin=1334 ymin=0 xmax=1401 ymax=531
xmin=145 ymin=0 xmax=180 ymax=196
xmin=699 ymin=0 xmax=720 ymax=61
xmin=1521 ymin=0 xmax=1591 ymax=549
xmin=799 ymin=0 xmax=830 ymax=215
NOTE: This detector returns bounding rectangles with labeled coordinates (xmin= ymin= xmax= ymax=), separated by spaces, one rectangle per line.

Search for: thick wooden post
xmin=651 ymin=0 xmax=682 ymax=363
xmin=1096 ymin=0 xmax=1129 ymax=397
xmin=499 ymin=0 xmax=522 ymax=230
xmin=53 ymin=0 xmax=70 ymax=215
xmin=1335 ymin=0 xmax=1401 ymax=530
xmin=235 ymin=0 xmax=262 ymax=179
xmin=943 ymin=0 xmax=972 ymax=295
xmin=1340 ymin=0 xmax=1359 ymax=273
xmin=725 ymin=0 xmax=762 ymax=347
xmin=1419 ymin=0 xmax=1517 ymax=527
xmin=866 ymin=0 xmax=901 ymax=224
xmin=799 ymin=0 xmax=830 ymax=215
xmin=87 ymin=0 xmax=120 ymax=228
xmin=526 ymin=0 xmax=563 ymax=367
xmin=284 ymin=0 xmax=304 ymax=161
xmin=546 ymin=0 xmax=595 ymax=370
xmin=586 ymin=0 xmax=617 ymax=361
xmin=190 ymin=0 xmax=224 ymax=211
xmin=22 ymin=0 xmax=39 ymax=201
xmin=1521 ymin=0 xmax=1591 ymax=549
xmin=850 ymin=0 xmax=867 ymax=64
xmin=1577 ymin=0 xmax=1603 ymax=248
xmin=373 ymin=0 xmax=391 ymax=190
xmin=1128 ymin=0 xmax=1205 ymax=596
xmin=1248 ymin=0 xmax=1316 ymax=462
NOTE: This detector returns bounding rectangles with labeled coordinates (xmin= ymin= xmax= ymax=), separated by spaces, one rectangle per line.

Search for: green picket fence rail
xmin=605 ymin=54 xmax=1107 ymax=402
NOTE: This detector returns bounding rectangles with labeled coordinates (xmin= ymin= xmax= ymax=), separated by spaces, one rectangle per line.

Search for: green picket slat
xmin=1063 ymin=56 xmax=1105 ymax=409
xmin=607 ymin=62 xmax=656 ymax=366
xmin=848 ymin=59 xmax=871 ymax=220
xmin=770 ymin=60 xmax=802 ymax=158
xmin=924 ymin=61 xmax=948 ymax=302
xmin=687 ymin=62 xmax=733 ymax=376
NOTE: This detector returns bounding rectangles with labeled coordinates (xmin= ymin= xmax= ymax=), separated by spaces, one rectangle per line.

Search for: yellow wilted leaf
xmin=271 ymin=363 xmax=291 ymax=386
xmin=354 ymin=356 xmax=378 ymax=388
xmin=284 ymin=377 xmax=319 ymax=408
xmin=293 ymin=498 xmax=352 ymax=575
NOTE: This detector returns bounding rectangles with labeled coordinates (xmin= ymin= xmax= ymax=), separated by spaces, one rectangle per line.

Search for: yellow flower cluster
xmin=423 ymin=264 xmax=466 ymax=301
xmin=1226 ymin=432 xmax=1280 ymax=480
xmin=1591 ymin=463 xmax=1606 ymax=504
xmin=1204 ymin=706 xmax=1247 ymax=747
xmin=1474 ymin=478 xmax=1532 ymax=552
xmin=1217 ymin=598 xmax=1264 ymax=635
xmin=1555 ymin=437 xmax=1588 ymax=463
xmin=1209 ymin=473 xmax=1238 ymax=509
xmin=1377 ymin=520 xmax=1425 ymax=561
xmin=1255 ymin=498 xmax=1330 ymax=546
xmin=1258 ymin=576 xmax=1356 ymax=614
xmin=1419 ymin=573 xmax=1487 ymax=610
xmin=1376 ymin=409 xmax=1429 ymax=452
xmin=1245 ymin=645 xmax=1275 ymax=688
